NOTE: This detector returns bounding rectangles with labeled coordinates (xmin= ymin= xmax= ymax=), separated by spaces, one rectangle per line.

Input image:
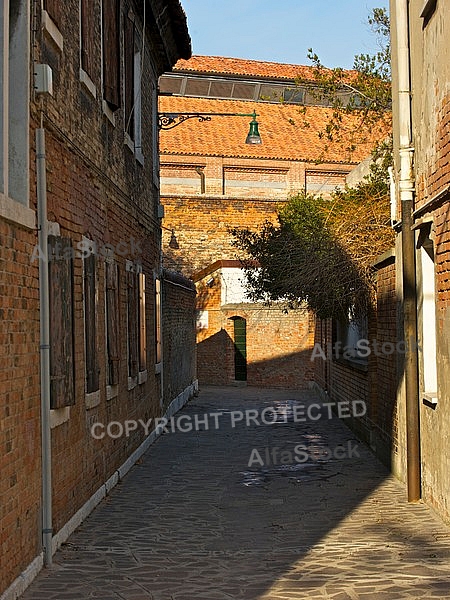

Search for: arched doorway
xmin=231 ymin=317 xmax=247 ymax=381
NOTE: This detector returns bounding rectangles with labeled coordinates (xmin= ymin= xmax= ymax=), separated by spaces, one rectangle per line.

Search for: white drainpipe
xmin=393 ymin=0 xmax=421 ymax=502
xmin=36 ymin=127 xmax=53 ymax=565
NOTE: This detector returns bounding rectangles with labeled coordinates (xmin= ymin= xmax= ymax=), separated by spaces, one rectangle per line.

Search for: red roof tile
xmin=159 ymin=96 xmax=390 ymax=164
xmin=173 ymin=55 xmax=321 ymax=81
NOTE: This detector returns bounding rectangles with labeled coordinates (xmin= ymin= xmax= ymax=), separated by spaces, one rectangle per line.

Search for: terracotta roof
xmin=173 ymin=55 xmax=319 ymax=81
xmin=159 ymin=96 xmax=390 ymax=164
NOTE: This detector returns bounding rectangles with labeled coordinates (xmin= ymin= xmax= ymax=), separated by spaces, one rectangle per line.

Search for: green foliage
xmin=231 ymin=8 xmax=394 ymax=319
xmin=299 ymin=8 xmax=391 ymax=155
xmin=231 ymin=144 xmax=394 ymax=320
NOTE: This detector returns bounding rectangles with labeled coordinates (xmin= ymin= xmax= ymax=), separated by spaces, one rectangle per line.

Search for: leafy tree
xmin=297 ymin=7 xmax=391 ymax=157
xmin=231 ymin=143 xmax=394 ymax=320
xmin=231 ymin=7 xmax=394 ymax=320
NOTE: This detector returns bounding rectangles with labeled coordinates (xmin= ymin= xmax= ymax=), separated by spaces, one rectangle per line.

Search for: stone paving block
xmin=19 ymin=386 xmax=450 ymax=600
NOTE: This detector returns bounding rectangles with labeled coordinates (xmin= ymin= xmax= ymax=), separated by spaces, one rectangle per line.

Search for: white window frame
xmin=0 ymin=0 xmax=33 ymax=228
xmin=417 ymin=225 xmax=438 ymax=404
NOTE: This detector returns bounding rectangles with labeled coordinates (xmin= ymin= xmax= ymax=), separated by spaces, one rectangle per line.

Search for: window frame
xmin=105 ymin=258 xmax=120 ymax=397
xmin=154 ymin=276 xmax=162 ymax=367
xmin=102 ymin=0 xmax=120 ymax=111
xmin=83 ymin=243 xmax=100 ymax=405
xmin=48 ymin=235 xmax=75 ymax=410
xmin=416 ymin=223 xmax=438 ymax=405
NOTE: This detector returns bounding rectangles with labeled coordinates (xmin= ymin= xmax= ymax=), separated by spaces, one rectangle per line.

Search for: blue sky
xmin=181 ymin=1 xmax=389 ymax=69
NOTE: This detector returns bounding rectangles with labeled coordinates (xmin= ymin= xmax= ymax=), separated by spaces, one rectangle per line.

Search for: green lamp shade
xmin=245 ymin=117 xmax=262 ymax=144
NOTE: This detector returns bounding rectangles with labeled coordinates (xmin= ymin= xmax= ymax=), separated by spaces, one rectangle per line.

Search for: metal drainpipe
xmin=36 ymin=127 xmax=53 ymax=563
xmin=195 ymin=167 xmax=205 ymax=194
xmin=394 ymin=0 xmax=421 ymax=502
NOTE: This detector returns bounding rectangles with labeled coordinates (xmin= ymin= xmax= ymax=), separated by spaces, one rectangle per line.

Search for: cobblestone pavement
xmin=21 ymin=386 xmax=450 ymax=600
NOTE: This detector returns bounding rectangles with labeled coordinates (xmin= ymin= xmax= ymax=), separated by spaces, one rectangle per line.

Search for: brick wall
xmin=1 ymin=0 xmax=190 ymax=595
xmin=196 ymin=272 xmax=315 ymax=389
xmin=0 ymin=219 xmax=41 ymax=591
xmin=314 ymin=254 xmax=400 ymax=470
xmin=162 ymin=194 xmax=280 ymax=276
xmin=162 ymin=269 xmax=197 ymax=407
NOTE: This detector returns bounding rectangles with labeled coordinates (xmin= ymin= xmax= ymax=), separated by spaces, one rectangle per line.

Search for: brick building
xmin=158 ymin=56 xmax=385 ymax=388
xmin=390 ymin=0 xmax=450 ymax=521
xmin=0 ymin=2 xmax=196 ymax=598
xmin=312 ymin=0 xmax=450 ymax=524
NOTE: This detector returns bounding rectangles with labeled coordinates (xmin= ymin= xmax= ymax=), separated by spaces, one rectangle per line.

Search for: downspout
xmin=394 ymin=0 xmax=421 ymax=502
xmin=159 ymin=263 xmax=164 ymax=411
xmin=36 ymin=127 xmax=53 ymax=563
xmin=195 ymin=167 xmax=205 ymax=194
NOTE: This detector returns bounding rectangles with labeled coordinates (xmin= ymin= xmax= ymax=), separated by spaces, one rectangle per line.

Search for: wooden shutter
xmin=127 ymin=270 xmax=138 ymax=378
xmin=48 ymin=236 xmax=74 ymax=409
xmin=106 ymin=261 xmax=120 ymax=385
xmin=84 ymin=253 xmax=99 ymax=393
xmin=44 ymin=0 xmax=62 ymax=29
xmin=138 ymin=273 xmax=146 ymax=372
xmin=155 ymin=278 xmax=161 ymax=364
xmin=124 ymin=12 xmax=135 ymax=136
xmin=102 ymin=0 xmax=120 ymax=110
xmin=81 ymin=0 xmax=96 ymax=76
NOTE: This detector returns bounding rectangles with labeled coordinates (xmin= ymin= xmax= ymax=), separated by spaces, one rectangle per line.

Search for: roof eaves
xmin=160 ymin=150 xmax=359 ymax=165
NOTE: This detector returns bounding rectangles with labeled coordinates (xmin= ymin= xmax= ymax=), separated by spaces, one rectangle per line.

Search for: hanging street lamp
xmin=158 ymin=111 xmax=262 ymax=145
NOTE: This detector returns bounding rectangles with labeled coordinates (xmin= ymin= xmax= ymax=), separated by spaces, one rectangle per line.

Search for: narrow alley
xmin=20 ymin=386 xmax=450 ymax=600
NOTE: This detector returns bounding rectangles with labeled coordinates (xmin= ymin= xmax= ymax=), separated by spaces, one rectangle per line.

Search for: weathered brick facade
xmin=313 ymin=251 xmax=402 ymax=473
xmin=399 ymin=0 xmax=450 ymax=522
xmin=158 ymin=56 xmax=384 ymax=389
xmin=0 ymin=219 xmax=41 ymax=594
xmin=316 ymin=1 xmax=450 ymax=524
xmin=1 ymin=1 xmax=194 ymax=597
xmin=195 ymin=262 xmax=315 ymax=388
xmin=162 ymin=269 xmax=197 ymax=406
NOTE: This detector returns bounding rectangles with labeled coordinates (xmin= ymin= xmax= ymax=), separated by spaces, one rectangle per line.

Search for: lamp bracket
xmin=158 ymin=113 xmax=212 ymax=130
xmin=158 ymin=111 xmax=258 ymax=130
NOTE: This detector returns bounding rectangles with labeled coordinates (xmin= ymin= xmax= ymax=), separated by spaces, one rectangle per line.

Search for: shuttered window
xmin=102 ymin=0 xmax=120 ymax=110
xmin=81 ymin=0 xmax=96 ymax=76
xmin=106 ymin=261 xmax=120 ymax=385
xmin=155 ymin=278 xmax=161 ymax=364
xmin=44 ymin=0 xmax=62 ymax=28
xmin=138 ymin=273 xmax=146 ymax=372
xmin=48 ymin=236 xmax=75 ymax=409
xmin=124 ymin=11 xmax=135 ymax=137
xmin=127 ymin=268 xmax=139 ymax=378
xmin=84 ymin=253 xmax=99 ymax=393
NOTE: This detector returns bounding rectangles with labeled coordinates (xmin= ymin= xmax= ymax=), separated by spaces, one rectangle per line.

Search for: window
xmin=417 ymin=225 xmax=438 ymax=403
xmin=283 ymin=88 xmax=305 ymax=104
xmin=105 ymin=260 xmax=120 ymax=386
xmin=102 ymin=0 xmax=120 ymax=110
xmin=80 ymin=0 xmax=96 ymax=78
xmin=155 ymin=277 xmax=162 ymax=364
xmin=152 ymin=81 xmax=159 ymax=184
xmin=138 ymin=272 xmax=146 ymax=372
xmin=124 ymin=8 xmax=142 ymax=153
xmin=43 ymin=0 xmax=62 ymax=29
xmin=124 ymin=10 xmax=135 ymax=138
xmin=1 ymin=0 xmax=29 ymax=205
xmin=48 ymin=236 xmax=75 ymax=409
xmin=127 ymin=264 xmax=139 ymax=379
xmin=84 ymin=251 xmax=99 ymax=394
xmin=333 ymin=312 xmax=369 ymax=366
xmin=127 ymin=262 xmax=146 ymax=382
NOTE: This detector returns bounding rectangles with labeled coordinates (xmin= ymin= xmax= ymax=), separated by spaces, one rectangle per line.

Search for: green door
xmin=233 ymin=317 xmax=247 ymax=381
